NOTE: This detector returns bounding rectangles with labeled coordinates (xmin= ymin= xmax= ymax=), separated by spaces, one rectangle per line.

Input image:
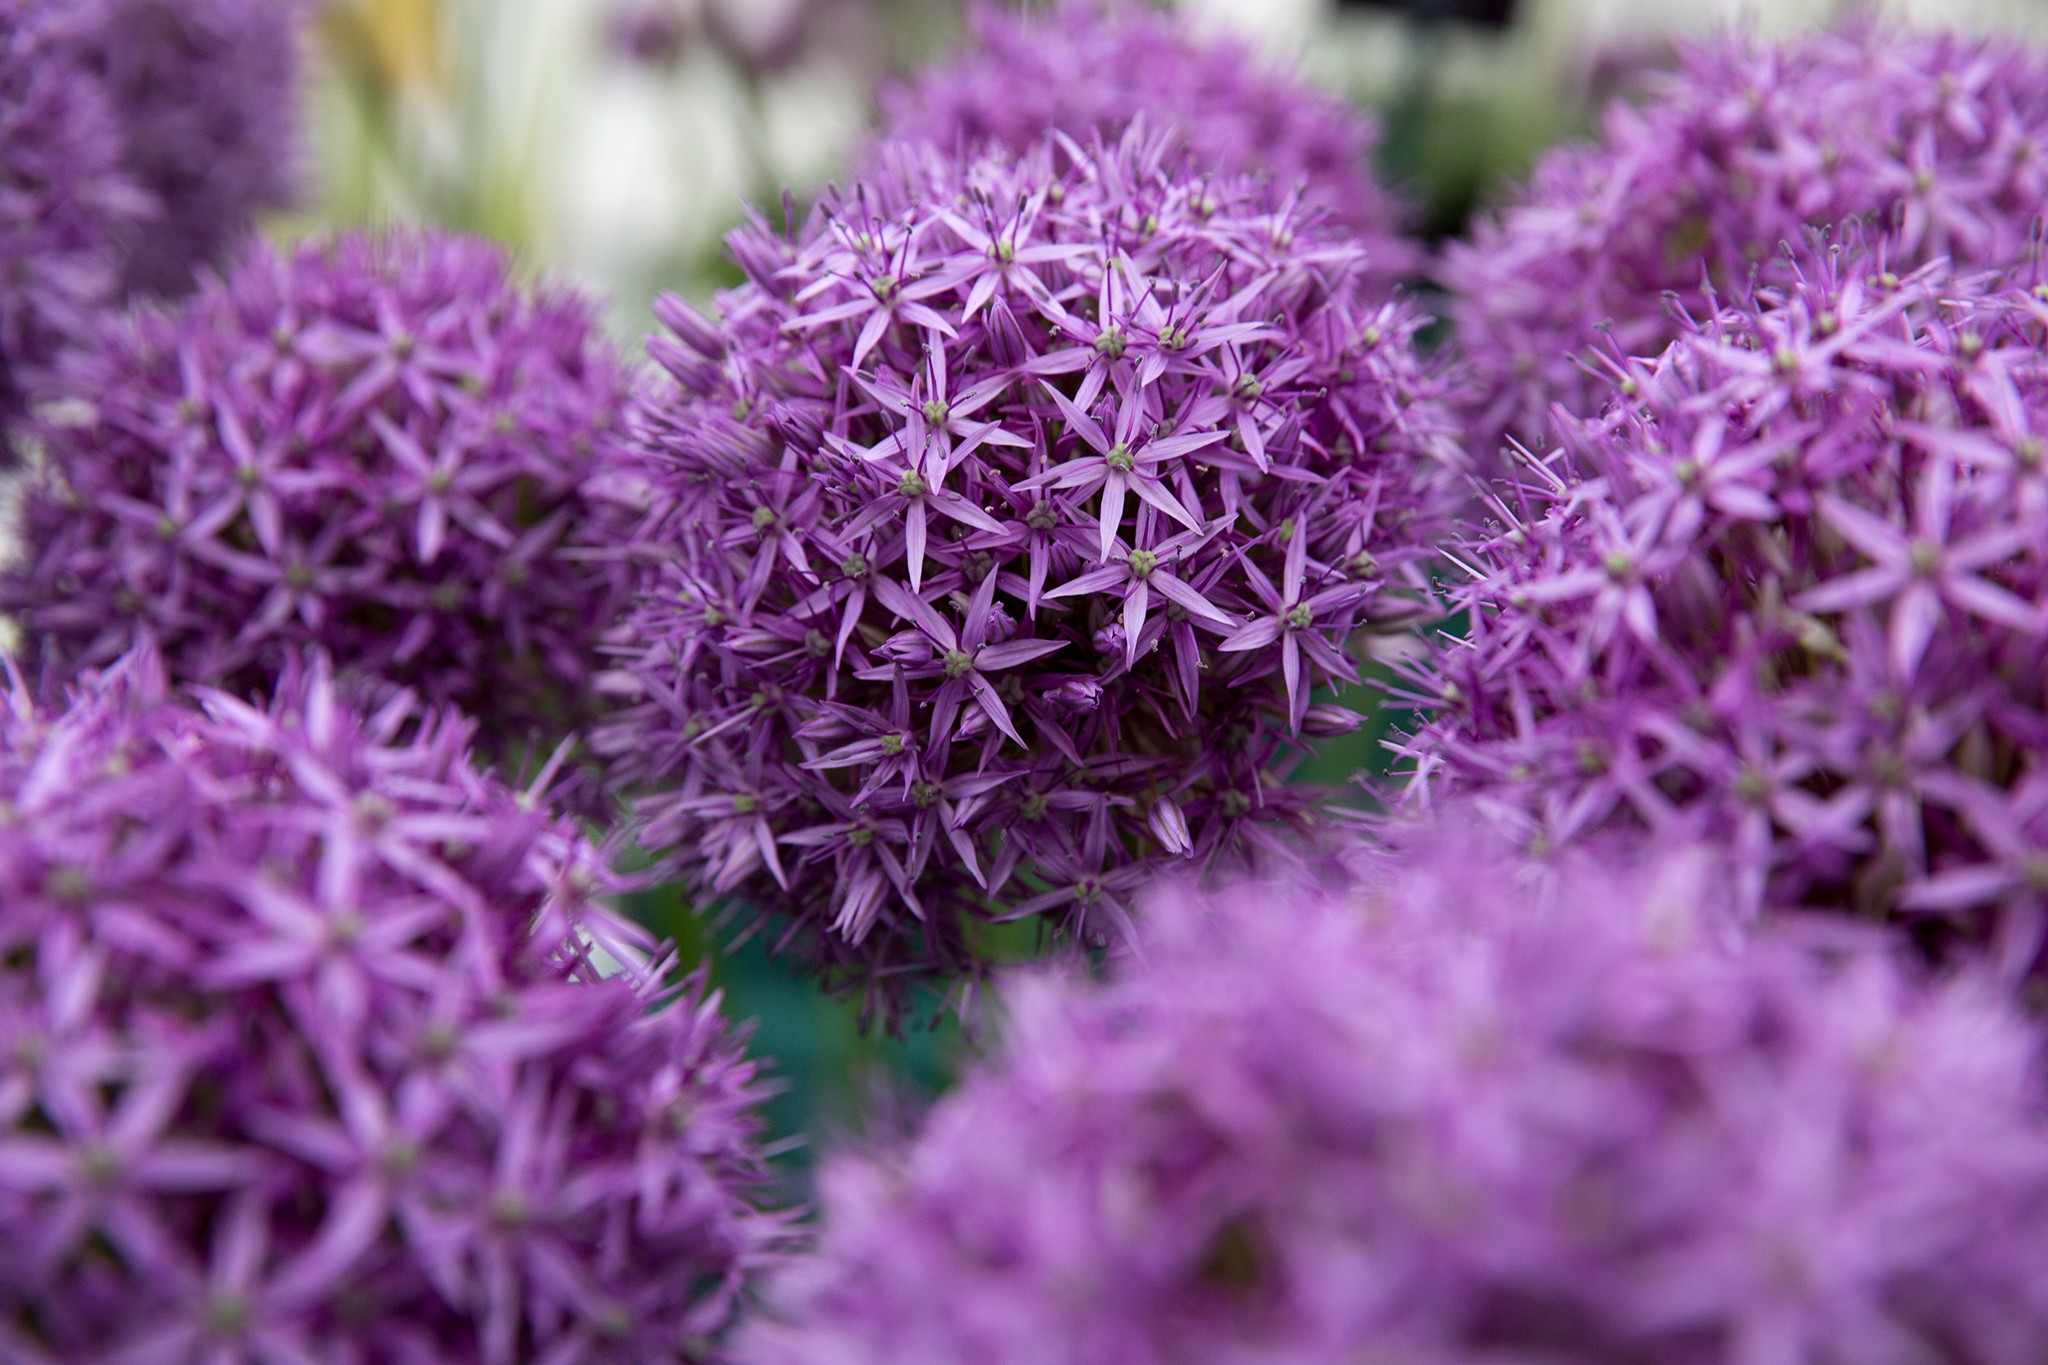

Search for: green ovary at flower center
xmin=1285 ymin=603 xmax=1314 ymax=630
xmin=1908 ymin=539 xmax=1941 ymax=575
xmin=897 ymin=471 xmax=927 ymax=499
xmin=80 ymin=1143 xmax=121 ymax=1187
xmin=1104 ymin=444 xmax=1134 ymax=472
xmin=203 ymin=1293 xmax=251 ymax=1337
xmin=943 ymin=649 xmax=975 ymax=678
xmin=1128 ymin=549 xmax=1157 ymax=578
xmin=921 ymin=400 xmax=949 ymax=425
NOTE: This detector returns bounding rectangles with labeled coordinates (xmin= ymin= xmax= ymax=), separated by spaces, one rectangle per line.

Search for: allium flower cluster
xmin=0 ymin=0 xmax=142 ymax=443
xmin=1410 ymin=238 xmax=2048 ymax=983
xmin=3 ymin=230 xmax=641 ymax=762
xmin=741 ymin=823 xmax=2048 ymax=1365
xmin=1448 ymin=26 xmax=2048 ymax=454
xmin=66 ymin=0 xmax=306 ymax=297
xmin=602 ymin=128 xmax=1457 ymax=1000
xmin=879 ymin=1 xmax=1409 ymax=277
xmin=0 ymin=649 xmax=781 ymax=1364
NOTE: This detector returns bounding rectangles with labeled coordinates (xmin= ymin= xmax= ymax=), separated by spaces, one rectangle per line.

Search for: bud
xmin=1302 ymin=703 xmax=1366 ymax=737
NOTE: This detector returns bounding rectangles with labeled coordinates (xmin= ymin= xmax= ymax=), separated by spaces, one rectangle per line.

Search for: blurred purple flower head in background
xmin=880 ymin=0 xmax=1413 ymax=280
xmin=1410 ymin=235 xmax=2048 ymax=986
xmin=3 ymin=230 xmax=643 ymax=769
xmin=601 ymin=125 xmax=1458 ymax=1010
xmin=69 ymin=0 xmax=307 ymax=297
xmin=609 ymin=0 xmax=695 ymax=67
xmin=1448 ymin=26 xmax=2048 ymax=459
xmin=607 ymin=0 xmax=849 ymax=75
xmin=0 ymin=0 xmax=144 ymax=445
xmin=0 ymin=648 xmax=783 ymax=1364
xmin=740 ymin=818 xmax=2048 ymax=1365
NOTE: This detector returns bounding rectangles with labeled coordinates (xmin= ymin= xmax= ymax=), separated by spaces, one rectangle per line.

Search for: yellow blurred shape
xmin=321 ymin=0 xmax=445 ymax=96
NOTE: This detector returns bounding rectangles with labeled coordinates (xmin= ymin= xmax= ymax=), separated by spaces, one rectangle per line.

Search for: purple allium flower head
xmin=740 ymin=822 xmax=2048 ymax=1365
xmin=1448 ymin=26 xmax=2048 ymax=457
xmin=0 ymin=0 xmax=143 ymax=444
xmin=0 ymin=646 xmax=783 ymax=1364
xmin=3 ymin=229 xmax=642 ymax=767
xmin=65 ymin=0 xmax=307 ymax=297
xmin=1409 ymin=234 xmax=2048 ymax=985
xmin=878 ymin=1 xmax=1411 ymax=279
xmin=601 ymin=127 xmax=1459 ymax=1005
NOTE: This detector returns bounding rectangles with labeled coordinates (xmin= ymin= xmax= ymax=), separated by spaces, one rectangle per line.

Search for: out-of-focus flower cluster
xmin=1448 ymin=26 xmax=2048 ymax=456
xmin=1411 ymin=237 xmax=2048 ymax=981
xmin=0 ymin=0 xmax=300 ymax=447
xmin=69 ymin=0 xmax=305 ymax=298
xmin=0 ymin=0 xmax=140 ymax=441
xmin=881 ymin=1 xmax=1411 ymax=279
xmin=0 ymin=649 xmax=780 ymax=1364
xmin=740 ymin=821 xmax=2048 ymax=1365
xmin=3 ymin=231 xmax=642 ymax=764
xmin=607 ymin=0 xmax=850 ymax=75
xmin=601 ymin=126 xmax=1457 ymax=1005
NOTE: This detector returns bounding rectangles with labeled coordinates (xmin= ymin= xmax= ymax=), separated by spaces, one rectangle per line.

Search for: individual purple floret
xmin=0 ymin=0 xmax=143 ymax=444
xmin=739 ymin=822 xmax=2048 ymax=1365
xmin=879 ymin=1 xmax=1411 ymax=278
xmin=63 ymin=0 xmax=306 ymax=297
xmin=0 ymin=647 xmax=783 ymax=1364
xmin=1448 ymin=26 xmax=2048 ymax=458
xmin=600 ymin=127 xmax=1459 ymax=1006
xmin=1408 ymin=234 xmax=2048 ymax=985
xmin=3 ymin=229 xmax=642 ymax=766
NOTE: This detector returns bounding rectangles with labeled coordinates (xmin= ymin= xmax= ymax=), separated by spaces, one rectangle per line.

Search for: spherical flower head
xmin=602 ymin=127 xmax=1461 ymax=1007
xmin=0 ymin=0 xmax=144 ymax=443
xmin=0 ymin=646 xmax=783 ymax=1363
xmin=878 ymin=1 xmax=1411 ymax=279
xmin=66 ymin=0 xmax=307 ymax=296
xmin=1447 ymin=25 xmax=2048 ymax=457
xmin=4 ymin=229 xmax=642 ymax=768
xmin=739 ymin=822 xmax=2048 ymax=1365
xmin=1411 ymin=234 xmax=2048 ymax=985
